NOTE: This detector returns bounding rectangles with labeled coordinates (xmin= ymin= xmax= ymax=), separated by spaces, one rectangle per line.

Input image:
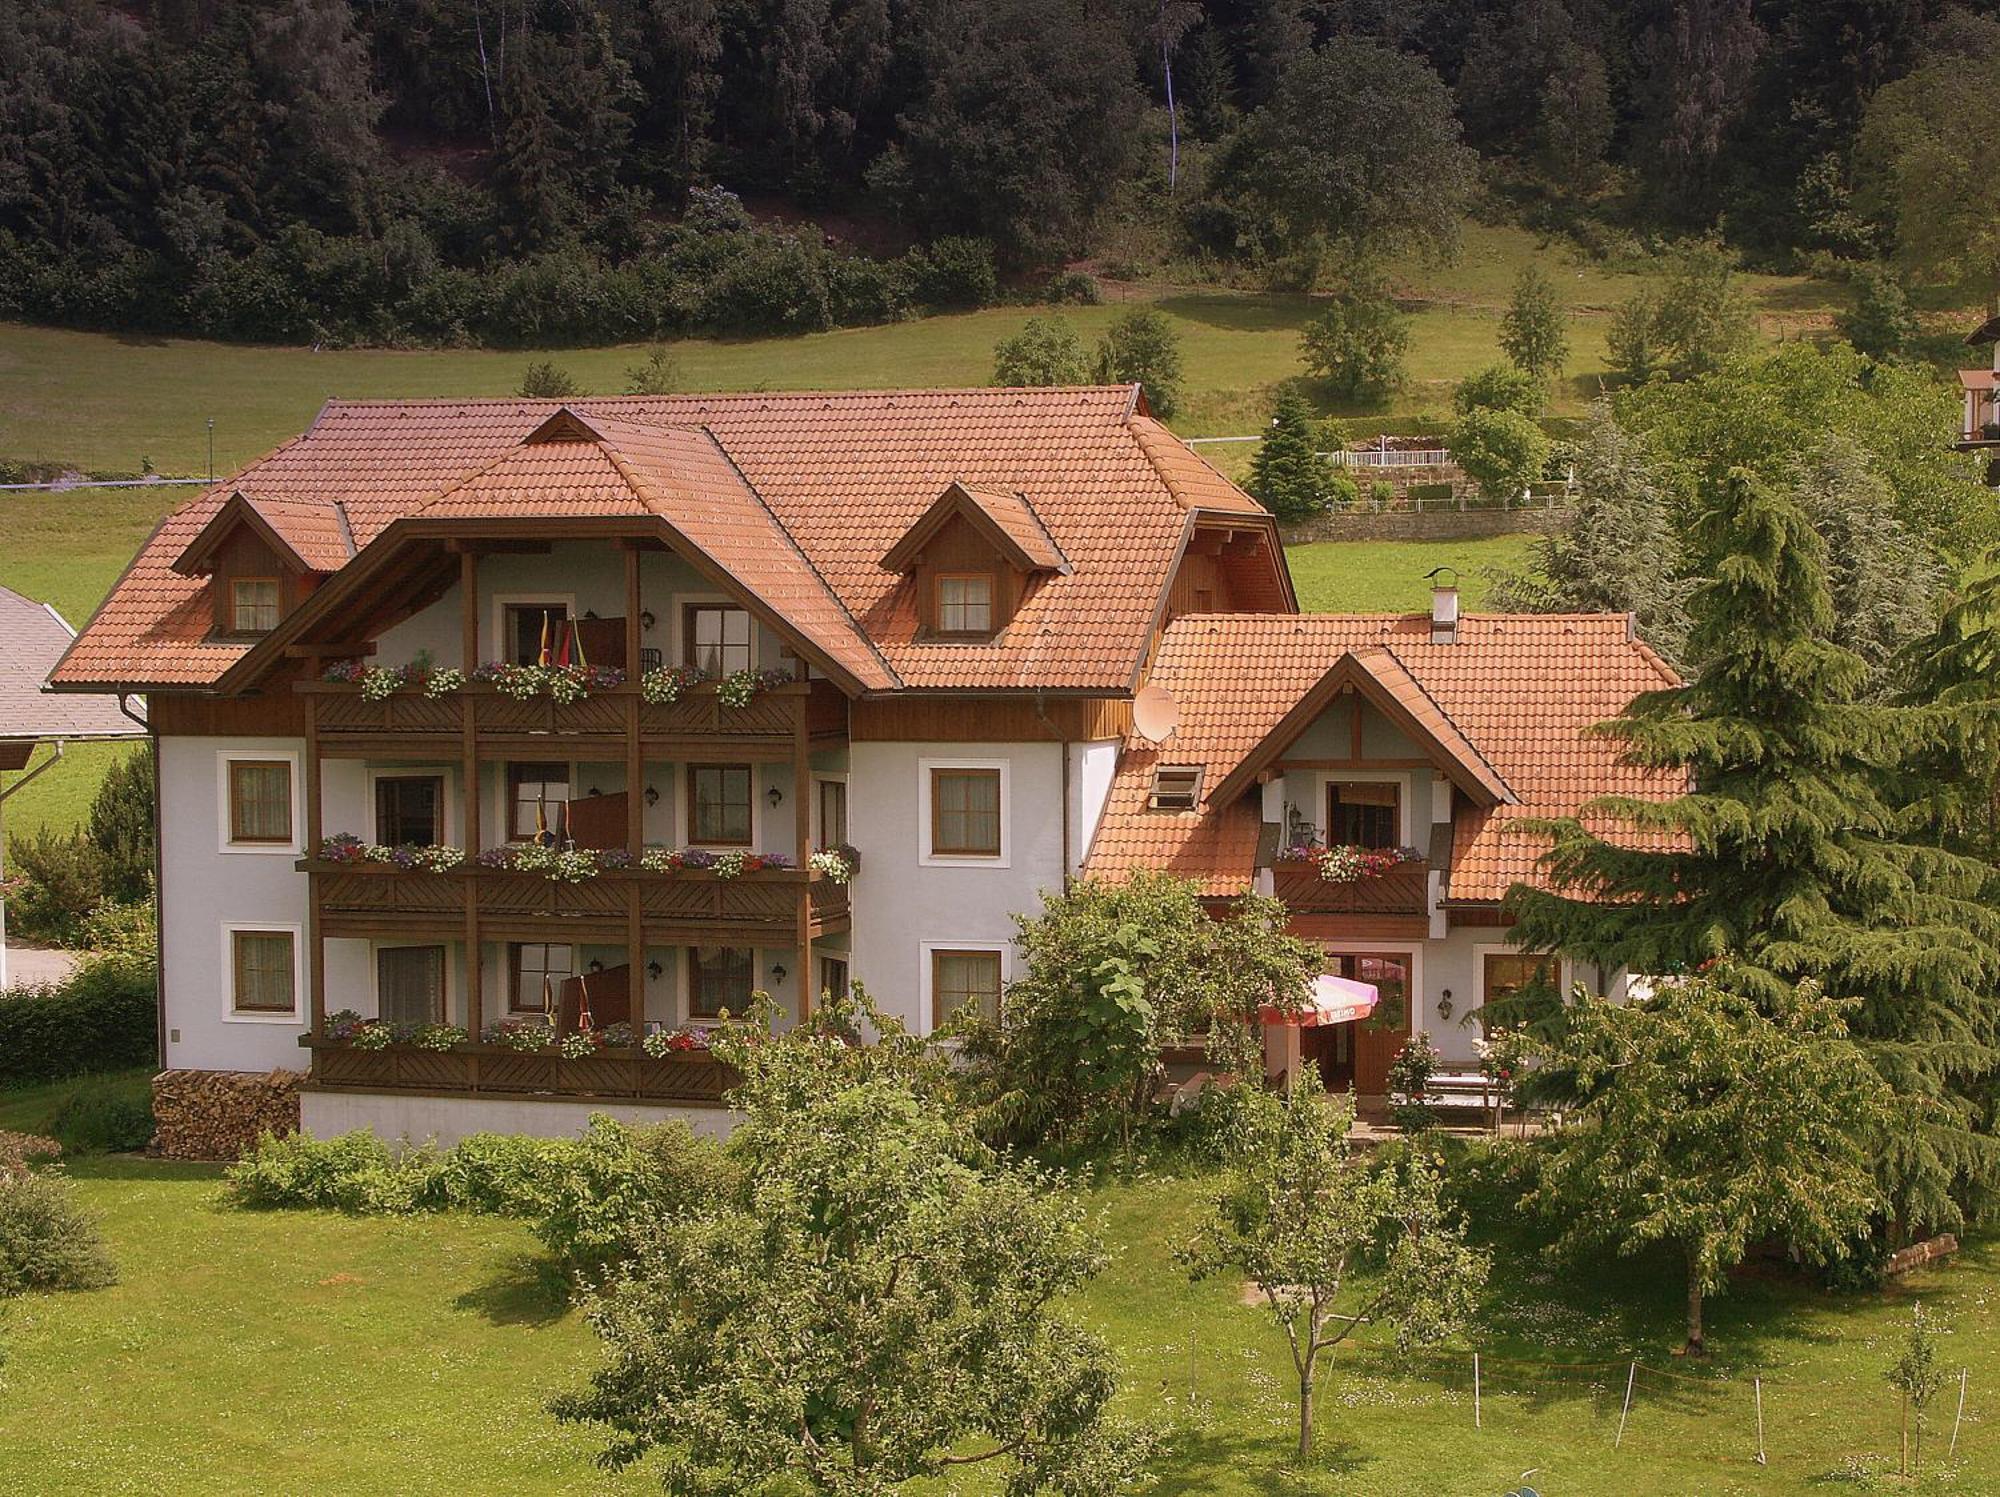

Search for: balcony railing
xmin=301 ymin=1037 xmax=737 ymax=1104
xmin=1272 ymin=858 xmax=1431 ymax=917
xmin=301 ymin=679 xmax=848 ymax=752
xmin=306 ymin=860 xmax=850 ymax=942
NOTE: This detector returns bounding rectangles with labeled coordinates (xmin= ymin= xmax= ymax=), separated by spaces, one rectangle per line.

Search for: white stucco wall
xmin=844 ymin=739 xmax=1065 ymax=1033
xmin=159 ymin=734 xmax=314 ymax=1072
xmin=1070 ymin=737 xmax=1120 ymax=868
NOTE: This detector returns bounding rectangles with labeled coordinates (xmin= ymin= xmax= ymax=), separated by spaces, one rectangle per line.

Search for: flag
xmin=554 ymin=619 xmax=572 ymax=668
xmin=572 ymin=619 xmax=589 ymax=670
xmin=537 ymin=610 xmax=552 ymax=667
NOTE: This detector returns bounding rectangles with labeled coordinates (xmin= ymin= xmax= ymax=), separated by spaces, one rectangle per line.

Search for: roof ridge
xmin=315 ymin=386 xmax=1140 ymax=412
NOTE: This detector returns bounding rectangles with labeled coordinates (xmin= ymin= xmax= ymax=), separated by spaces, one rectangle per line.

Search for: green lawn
xmin=1286 ymin=535 xmax=1537 ymax=613
xmin=0 ymin=1156 xmax=1989 ymax=1494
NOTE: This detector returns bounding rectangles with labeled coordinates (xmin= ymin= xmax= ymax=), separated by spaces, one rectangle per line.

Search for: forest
xmin=0 ymin=0 xmax=1993 ymax=344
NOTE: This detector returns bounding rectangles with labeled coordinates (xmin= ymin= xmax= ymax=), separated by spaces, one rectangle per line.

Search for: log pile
xmin=1884 ymin=1233 xmax=1959 ymax=1278
xmin=151 ymin=1069 xmax=303 ymax=1160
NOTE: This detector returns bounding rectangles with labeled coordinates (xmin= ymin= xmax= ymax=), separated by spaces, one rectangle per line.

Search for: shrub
xmin=530 ymin=1116 xmax=720 ymax=1277
xmin=227 ymin=1129 xmax=402 ymax=1211
xmin=0 ymin=959 xmax=156 ymax=1087
xmin=992 ymin=315 xmax=1088 ymax=385
xmin=0 ymin=1171 xmax=117 ymax=1297
xmin=1450 ymin=406 xmax=1552 ymax=501
xmin=47 ymin=1075 xmax=155 ymax=1155
xmin=1452 ymin=363 xmax=1542 ymax=419
xmin=1839 ymin=262 xmax=1919 ymax=359
xmin=908 ymin=236 xmax=998 ymax=310
xmin=621 ymin=347 xmax=680 ymax=395
xmin=518 ymin=360 xmax=581 ymax=398
xmin=1042 ymin=268 xmax=1101 ymax=305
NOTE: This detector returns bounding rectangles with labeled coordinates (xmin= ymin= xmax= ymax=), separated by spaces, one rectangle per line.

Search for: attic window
xmin=936 ymin=574 xmax=993 ymax=635
xmin=1149 ymin=765 xmax=1204 ymax=811
xmin=230 ymin=578 xmax=281 ymax=634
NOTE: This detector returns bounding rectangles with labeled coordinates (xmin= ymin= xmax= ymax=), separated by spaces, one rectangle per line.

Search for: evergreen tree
xmin=1900 ymin=557 xmax=2000 ymax=862
xmin=1491 ymin=406 xmax=1693 ymax=666
xmin=1248 ymin=390 xmax=1346 ymax=521
xmin=1499 ymin=265 xmax=1568 ymax=383
xmin=492 ymin=62 xmax=570 ymax=252
xmin=1506 ymin=468 xmax=2000 ymax=1235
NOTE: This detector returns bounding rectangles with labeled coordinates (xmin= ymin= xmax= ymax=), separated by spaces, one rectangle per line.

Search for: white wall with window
xmin=847 ymin=740 xmax=1063 ymax=1035
xmin=161 ymin=736 xmax=316 ymax=1071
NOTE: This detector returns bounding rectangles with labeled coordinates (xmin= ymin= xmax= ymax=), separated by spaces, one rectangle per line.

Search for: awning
xmin=1260 ymin=973 xmax=1380 ymax=1027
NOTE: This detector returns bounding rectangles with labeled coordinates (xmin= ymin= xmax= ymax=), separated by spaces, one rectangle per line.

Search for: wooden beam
xmin=464 ymin=900 xmax=482 ymax=1039
xmin=284 ymin=641 xmax=377 ymax=661
xmin=1274 ymin=757 xmax=1438 ymax=771
xmin=627 ymin=891 xmax=646 ymax=1037
xmin=459 ymin=548 xmax=479 ymax=675
xmin=625 ymin=547 xmax=644 ymax=860
xmin=443 ymin=538 xmax=553 ymax=555
xmin=794 ymin=700 xmax=812 ymax=1022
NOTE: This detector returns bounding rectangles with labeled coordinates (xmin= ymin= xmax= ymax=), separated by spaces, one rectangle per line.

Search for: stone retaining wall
xmin=1282 ymin=504 xmax=1573 ymax=545
xmin=152 ymin=1068 xmax=303 ymax=1160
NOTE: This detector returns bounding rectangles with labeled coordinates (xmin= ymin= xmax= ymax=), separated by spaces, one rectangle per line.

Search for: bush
xmin=1451 ymin=406 xmax=1552 ymax=501
xmin=1839 ymin=262 xmax=1919 ymax=360
xmin=530 ymin=1115 xmax=719 ymax=1277
xmin=1452 ymin=363 xmax=1542 ymax=419
xmin=226 ymin=1129 xmax=403 ymax=1211
xmin=1042 ymin=269 xmax=1102 ymax=305
xmin=0 ymin=1171 xmax=117 ymax=1297
xmin=47 ymin=1075 xmax=155 ymax=1155
xmin=992 ymin=315 xmax=1088 ymax=385
xmin=908 ymin=236 xmax=998 ymax=310
xmin=518 ymin=359 xmax=581 ymax=398
xmin=0 ymin=958 xmax=156 ymax=1087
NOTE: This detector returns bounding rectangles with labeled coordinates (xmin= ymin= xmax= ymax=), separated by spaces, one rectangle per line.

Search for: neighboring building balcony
xmin=302 ymin=856 xmax=851 ymax=945
xmin=300 ymin=1036 xmax=738 ymax=1106
xmin=1271 ymin=855 xmax=1432 ymax=918
xmin=299 ymin=677 xmax=849 ymax=760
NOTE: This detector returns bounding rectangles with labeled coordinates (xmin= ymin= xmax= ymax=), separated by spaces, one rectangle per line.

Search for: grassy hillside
xmin=0 ymin=225 xmax=1850 ymax=479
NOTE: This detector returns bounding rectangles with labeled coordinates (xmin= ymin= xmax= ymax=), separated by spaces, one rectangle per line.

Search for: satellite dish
xmin=1134 ymin=685 xmax=1179 ymax=744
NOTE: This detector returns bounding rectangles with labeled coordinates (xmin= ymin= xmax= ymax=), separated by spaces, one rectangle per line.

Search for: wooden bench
xmin=1391 ymin=1071 xmax=1506 ymax=1111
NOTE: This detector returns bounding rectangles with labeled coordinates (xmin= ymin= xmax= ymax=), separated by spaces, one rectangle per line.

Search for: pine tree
xmin=1506 ymin=469 xmax=2000 ymax=1235
xmin=1248 ymin=391 xmax=1346 ymax=521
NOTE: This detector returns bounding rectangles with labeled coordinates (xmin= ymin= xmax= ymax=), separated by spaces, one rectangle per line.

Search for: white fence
xmin=1183 ymin=436 xmax=1455 ymax=469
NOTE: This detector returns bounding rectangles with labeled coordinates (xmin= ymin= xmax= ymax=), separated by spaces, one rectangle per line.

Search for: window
xmin=505 ymin=603 xmax=569 ymax=666
xmin=377 ymin=945 xmax=445 ymax=1028
xmin=509 ymin=762 xmax=570 ymax=843
xmin=685 ymin=604 xmax=752 ymax=677
xmin=374 ymin=775 xmax=444 ymax=846
xmin=1149 ymin=765 xmax=1203 ymax=811
xmin=820 ymin=956 xmax=850 ymax=1002
xmin=230 ymin=578 xmax=280 ymax=634
xmin=1327 ymin=780 xmax=1400 ymax=849
xmin=689 ymin=946 xmax=753 ymax=1017
xmin=227 ymin=760 xmax=293 ymax=844
xmin=935 ymin=574 xmax=993 ymax=635
xmin=509 ymin=942 xmax=574 ymax=1014
xmin=689 ymin=764 xmax=753 ymax=845
xmin=932 ymin=949 xmax=1002 ymax=1027
xmin=817 ymin=778 xmax=848 ymax=849
xmin=1480 ymin=952 xmax=1558 ymax=1031
xmin=231 ymin=930 xmax=296 ymax=1014
xmin=930 ymin=768 xmax=1001 ymax=856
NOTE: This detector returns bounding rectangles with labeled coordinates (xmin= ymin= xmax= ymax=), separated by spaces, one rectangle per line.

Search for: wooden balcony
xmin=301 ymin=679 xmax=848 ymax=761
xmin=300 ymin=1037 xmax=737 ymax=1105
xmin=1272 ymin=859 xmax=1431 ymax=917
xmin=306 ymin=860 xmax=850 ymax=945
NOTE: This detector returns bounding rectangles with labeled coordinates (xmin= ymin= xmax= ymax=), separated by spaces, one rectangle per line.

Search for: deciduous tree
xmin=992 ymin=314 xmax=1088 ymax=386
xmin=1186 ymin=1067 xmax=1487 ymax=1456
xmin=1499 ymin=265 xmax=1568 ymax=384
xmin=1092 ymin=307 xmax=1184 ymax=418
xmin=1524 ymin=972 xmax=1889 ymax=1355
xmin=1450 ymin=406 xmax=1549 ymax=501
xmin=1299 ymin=281 xmax=1409 ymax=403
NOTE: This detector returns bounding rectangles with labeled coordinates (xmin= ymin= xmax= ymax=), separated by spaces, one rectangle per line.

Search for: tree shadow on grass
xmin=454 ymin=1251 xmax=573 ymax=1328
xmin=1156 ymin=293 xmax=1313 ymax=335
xmin=1149 ymin=1422 xmax=1369 ymax=1496
xmin=67 ymin=1154 xmax=225 ymax=1184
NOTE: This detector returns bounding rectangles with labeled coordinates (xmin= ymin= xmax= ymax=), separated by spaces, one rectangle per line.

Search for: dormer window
xmin=936 ymin=574 xmax=993 ymax=636
xmin=230 ymin=578 xmax=281 ymax=634
xmin=1149 ymin=765 xmax=1203 ymax=810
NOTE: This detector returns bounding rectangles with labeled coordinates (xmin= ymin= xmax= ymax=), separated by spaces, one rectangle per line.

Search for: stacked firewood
xmin=151 ymin=1069 xmax=303 ymax=1160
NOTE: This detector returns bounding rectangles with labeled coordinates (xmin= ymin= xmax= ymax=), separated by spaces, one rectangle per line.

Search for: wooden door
xmin=558 ymin=964 xmax=631 ymax=1031
xmin=572 ymin=616 xmax=627 ymax=670
xmin=1325 ymin=952 xmax=1413 ymax=1096
xmin=564 ymin=790 xmax=629 ymax=852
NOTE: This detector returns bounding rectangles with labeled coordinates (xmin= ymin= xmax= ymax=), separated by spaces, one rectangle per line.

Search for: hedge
xmin=0 ymin=955 xmax=157 ymax=1087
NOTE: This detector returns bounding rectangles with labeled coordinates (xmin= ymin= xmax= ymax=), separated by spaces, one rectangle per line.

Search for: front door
xmin=1311 ymin=951 xmax=1413 ymax=1097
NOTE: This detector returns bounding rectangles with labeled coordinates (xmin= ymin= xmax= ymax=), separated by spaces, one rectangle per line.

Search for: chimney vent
xmin=1426 ymin=566 xmax=1459 ymax=644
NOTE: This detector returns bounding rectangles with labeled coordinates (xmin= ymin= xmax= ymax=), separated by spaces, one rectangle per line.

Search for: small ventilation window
xmin=1149 ymin=765 xmax=1203 ymax=811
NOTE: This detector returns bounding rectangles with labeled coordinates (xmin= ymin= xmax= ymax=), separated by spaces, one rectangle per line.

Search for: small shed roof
xmin=0 ymin=586 xmax=143 ymax=743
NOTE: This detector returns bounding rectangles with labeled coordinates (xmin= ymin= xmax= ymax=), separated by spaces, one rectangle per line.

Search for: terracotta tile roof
xmin=1959 ymin=370 xmax=2000 ymax=392
xmin=52 ymin=388 xmax=1286 ymax=694
xmin=1084 ymin=613 xmax=1684 ymax=900
xmin=880 ymin=481 xmax=1069 ymax=575
xmin=0 ymin=588 xmax=145 ymax=739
